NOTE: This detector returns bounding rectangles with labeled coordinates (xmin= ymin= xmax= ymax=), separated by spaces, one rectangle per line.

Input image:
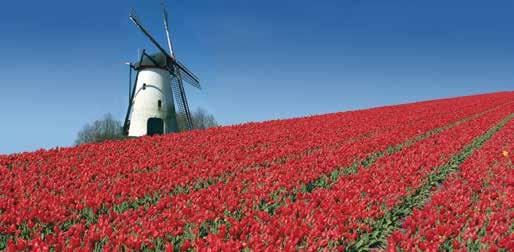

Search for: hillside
xmin=1 ymin=91 xmax=513 ymax=251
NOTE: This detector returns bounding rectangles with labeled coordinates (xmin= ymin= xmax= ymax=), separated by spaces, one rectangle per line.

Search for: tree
xmin=75 ymin=108 xmax=217 ymax=145
xmin=75 ymin=113 xmax=124 ymax=145
xmin=177 ymin=108 xmax=218 ymax=131
xmin=192 ymin=107 xmax=218 ymax=130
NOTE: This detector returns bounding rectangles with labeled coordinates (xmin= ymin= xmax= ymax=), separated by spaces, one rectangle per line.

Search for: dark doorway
xmin=147 ymin=118 xmax=164 ymax=135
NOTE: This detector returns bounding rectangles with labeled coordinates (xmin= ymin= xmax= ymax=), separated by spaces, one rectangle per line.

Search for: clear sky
xmin=0 ymin=0 xmax=513 ymax=154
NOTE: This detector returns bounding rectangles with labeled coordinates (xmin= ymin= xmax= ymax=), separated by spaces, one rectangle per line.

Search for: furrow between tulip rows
xmin=346 ymin=111 xmax=514 ymax=250
xmin=387 ymin=115 xmax=514 ymax=251
xmin=61 ymin=102 xmax=513 ymax=250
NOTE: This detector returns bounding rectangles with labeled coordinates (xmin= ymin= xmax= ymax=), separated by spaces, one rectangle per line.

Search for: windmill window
xmin=158 ymin=100 xmax=162 ymax=109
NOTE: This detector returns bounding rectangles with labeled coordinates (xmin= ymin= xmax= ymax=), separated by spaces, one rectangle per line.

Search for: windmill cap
xmin=134 ymin=52 xmax=169 ymax=69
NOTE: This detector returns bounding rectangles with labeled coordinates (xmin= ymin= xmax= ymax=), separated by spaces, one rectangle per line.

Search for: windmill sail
xmin=161 ymin=0 xmax=175 ymax=56
xmin=123 ymin=50 xmax=146 ymax=134
xmin=174 ymin=60 xmax=201 ymax=89
xmin=129 ymin=9 xmax=172 ymax=59
xmin=171 ymin=73 xmax=194 ymax=131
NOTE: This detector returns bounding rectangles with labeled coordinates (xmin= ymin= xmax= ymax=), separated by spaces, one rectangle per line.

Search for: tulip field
xmin=1 ymin=92 xmax=513 ymax=251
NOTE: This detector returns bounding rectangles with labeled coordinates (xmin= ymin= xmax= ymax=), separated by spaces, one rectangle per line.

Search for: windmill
xmin=123 ymin=1 xmax=201 ymax=137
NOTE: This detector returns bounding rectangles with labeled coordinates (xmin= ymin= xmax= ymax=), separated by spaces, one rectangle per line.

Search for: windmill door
xmin=147 ymin=118 xmax=164 ymax=135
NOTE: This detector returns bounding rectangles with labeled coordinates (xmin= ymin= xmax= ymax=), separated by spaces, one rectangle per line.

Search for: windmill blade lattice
xmin=171 ymin=74 xmax=194 ymax=131
xmin=174 ymin=60 xmax=201 ymax=89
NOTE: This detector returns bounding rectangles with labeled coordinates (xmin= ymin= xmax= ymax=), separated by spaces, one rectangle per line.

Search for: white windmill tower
xmin=123 ymin=2 xmax=201 ymax=136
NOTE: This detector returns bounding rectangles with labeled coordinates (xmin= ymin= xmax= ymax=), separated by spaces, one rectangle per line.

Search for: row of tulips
xmin=1 ymin=96 xmax=466 ymax=227
xmin=0 ymin=92 xmax=513 ymax=250
xmin=81 ymin=98 xmax=513 ymax=251
xmin=5 ymin=96 xmax=512 ymax=250
xmin=0 ymin=100 xmax=483 ymax=250
xmin=195 ymin=104 xmax=514 ymax=251
xmin=3 ymin=92 xmax=502 ymax=228
xmin=1 ymin=94 xmax=508 ymax=233
xmin=388 ymin=113 xmax=514 ymax=251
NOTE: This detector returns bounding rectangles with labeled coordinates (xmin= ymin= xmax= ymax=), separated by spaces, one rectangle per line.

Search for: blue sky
xmin=0 ymin=0 xmax=513 ymax=154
